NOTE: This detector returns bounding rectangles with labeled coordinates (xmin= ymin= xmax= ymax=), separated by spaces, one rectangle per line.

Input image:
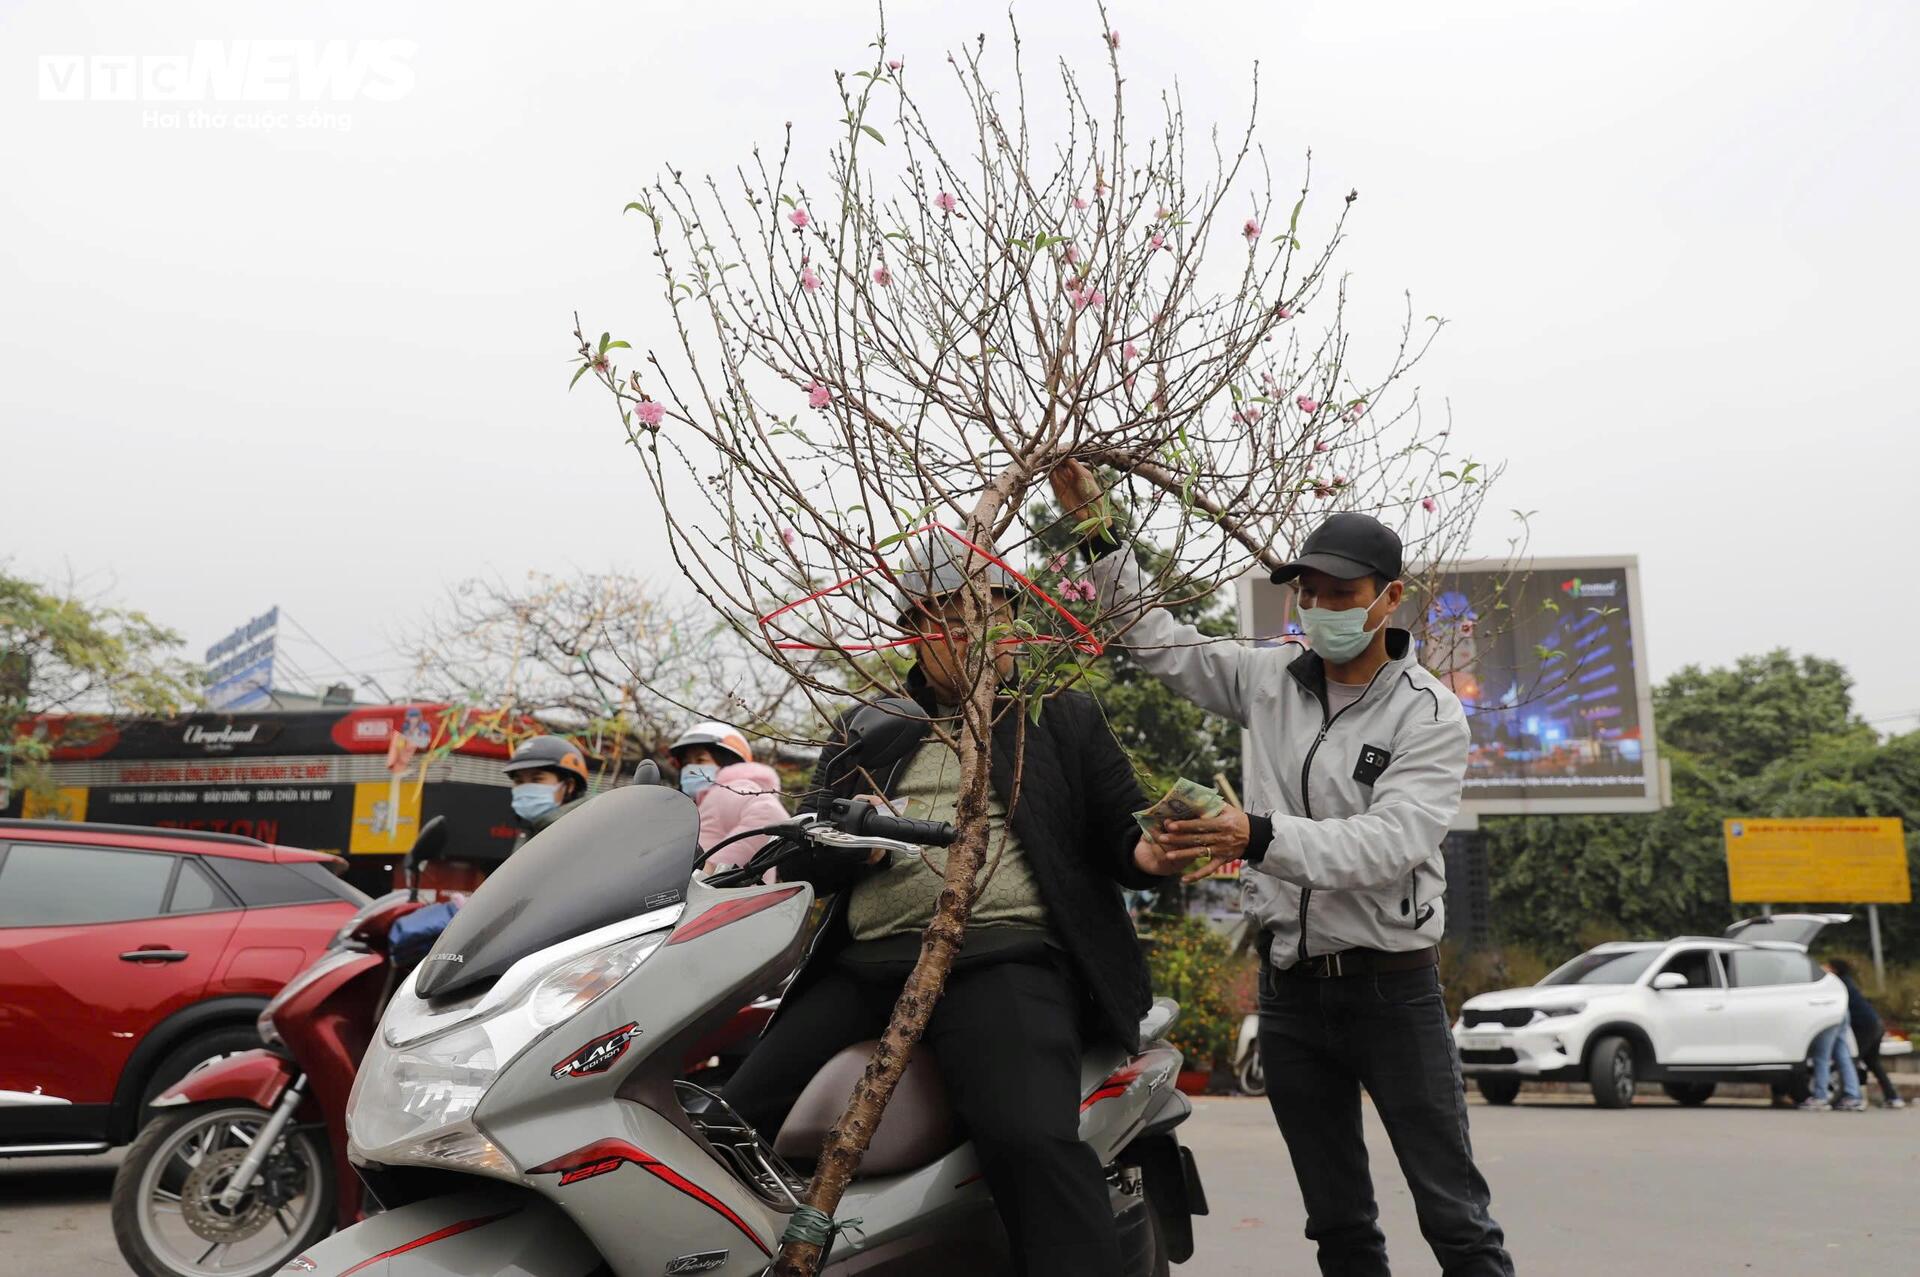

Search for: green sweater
xmin=847 ymin=738 xmax=1050 ymax=943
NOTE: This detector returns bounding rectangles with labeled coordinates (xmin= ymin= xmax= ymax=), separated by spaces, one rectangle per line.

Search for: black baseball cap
xmin=1270 ymin=512 xmax=1403 ymax=583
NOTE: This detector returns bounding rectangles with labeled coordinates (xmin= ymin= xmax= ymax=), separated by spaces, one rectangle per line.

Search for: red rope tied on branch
xmin=755 ymin=522 xmax=1104 ymax=656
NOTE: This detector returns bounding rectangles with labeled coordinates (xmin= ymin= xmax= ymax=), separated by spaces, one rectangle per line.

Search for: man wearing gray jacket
xmin=1057 ymin=464 xmax=1513 ymax=1276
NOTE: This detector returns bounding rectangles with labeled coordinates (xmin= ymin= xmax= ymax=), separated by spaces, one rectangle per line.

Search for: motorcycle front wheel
xmin=111 ymin=1101 xmax=334 ymax=1277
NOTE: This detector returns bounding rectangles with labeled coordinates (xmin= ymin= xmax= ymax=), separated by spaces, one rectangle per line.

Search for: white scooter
xmin=292 ymin=708 xmax=1207 ymax=1276
xmin=1233 ymin=1014 xmax=1265 ymax=1097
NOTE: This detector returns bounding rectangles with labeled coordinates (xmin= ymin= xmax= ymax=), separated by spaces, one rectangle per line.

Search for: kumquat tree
xmin=572 ymin=8 xmax=1493 ymax=1271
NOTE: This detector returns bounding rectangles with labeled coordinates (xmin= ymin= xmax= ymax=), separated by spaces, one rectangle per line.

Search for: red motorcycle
xmin=108 ymin=819 xmax=448 ymax=1277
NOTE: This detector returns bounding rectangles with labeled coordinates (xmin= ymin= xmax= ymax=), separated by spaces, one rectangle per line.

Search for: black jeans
xmin=1259 ymin=961 xmax=1514 ymax=1277
xmin=723 ymin=953 xmax=1119 ymax=1277
xmin=1859 ymin=1035 xmax=1901 ymax=1104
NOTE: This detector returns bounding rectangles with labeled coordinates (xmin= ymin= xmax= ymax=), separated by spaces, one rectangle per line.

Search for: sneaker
xmin=1796 ymin=1098 xmax=1832 ymax=1111
xmin=1887 ymin=1097 xmax=1909 ymax=1110
xmin=1835 ymin=1099 xmax=1868 ymax=1112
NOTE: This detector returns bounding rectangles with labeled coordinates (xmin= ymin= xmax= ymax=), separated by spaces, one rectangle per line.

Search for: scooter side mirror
xmin=631 ymin=760 xmax=662 ymax=786
xmin=831 ymin=697 xmax=930 ymax=776
xmin=406 ymin=815 xmax=450 ymax=900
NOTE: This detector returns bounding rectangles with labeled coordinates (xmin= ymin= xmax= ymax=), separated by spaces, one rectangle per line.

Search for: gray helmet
xmin=891 ymin=533 xmax=1022 ymax=627
xmin=503 ymin=735 xmax=591 ymax=792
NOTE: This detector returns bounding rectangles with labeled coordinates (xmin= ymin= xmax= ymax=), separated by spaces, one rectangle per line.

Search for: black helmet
xmin=503 ymin=735 xmax=591 ymax=793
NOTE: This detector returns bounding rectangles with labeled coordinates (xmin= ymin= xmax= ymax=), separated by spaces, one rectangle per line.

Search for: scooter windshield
xmin=414 ymin=784 xmax=697 ymax=1002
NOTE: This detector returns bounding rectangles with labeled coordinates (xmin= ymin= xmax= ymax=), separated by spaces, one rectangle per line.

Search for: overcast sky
xmin=5 ymin=1 xmax=1917 ymax=729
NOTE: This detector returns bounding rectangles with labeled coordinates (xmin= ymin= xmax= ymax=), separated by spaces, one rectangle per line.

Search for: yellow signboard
xmin=21 ymin=786 xmax=89 ymax=822
xmin=348 ymin=779 xmax=422 ymax=855
xmin=1724 ymin=818 xmax=1911 ymax=904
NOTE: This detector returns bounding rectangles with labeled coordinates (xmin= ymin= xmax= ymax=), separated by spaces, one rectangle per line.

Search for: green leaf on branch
xmin=861 ymin=124 xmax=887 ymax=145
xmin=568 ymin=363 xmax=590 ymax=390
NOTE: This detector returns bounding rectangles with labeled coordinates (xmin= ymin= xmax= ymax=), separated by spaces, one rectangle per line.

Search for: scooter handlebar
xmin=830 ymin=797 xmax=957 ymax=848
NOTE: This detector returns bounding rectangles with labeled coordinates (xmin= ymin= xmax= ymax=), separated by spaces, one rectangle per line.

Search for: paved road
xmin=3 ymin=1094 xmax=1915 ymax=1276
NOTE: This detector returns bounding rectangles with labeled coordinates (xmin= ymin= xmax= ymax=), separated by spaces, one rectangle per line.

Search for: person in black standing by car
xmin=1055 ymin=460 xmax=1514 ymax=1277
xmin=1827 ymin=958 xmax=1907 ymax=1109
xmin=722 ymin=537 xmax=1190 ymax=1277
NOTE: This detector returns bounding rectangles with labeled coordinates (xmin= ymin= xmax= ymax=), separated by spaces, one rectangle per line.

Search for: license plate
xmin=1464 ymin=1033 xmax=1513 ymax=1049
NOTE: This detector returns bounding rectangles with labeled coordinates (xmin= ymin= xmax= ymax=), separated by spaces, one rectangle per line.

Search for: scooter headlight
xmin=347 ymin=925 xmax=671 ymax=1168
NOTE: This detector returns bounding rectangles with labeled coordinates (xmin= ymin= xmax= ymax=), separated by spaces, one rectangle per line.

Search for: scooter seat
xmin=773 ymin=1040 xmax=958 ymax=1177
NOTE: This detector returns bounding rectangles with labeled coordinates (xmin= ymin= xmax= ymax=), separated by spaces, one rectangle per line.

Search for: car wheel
xmin=1588 ymin=1035 xmax=1636 ymax=1108
xmin=137 ymin=1026 xmax=263 ymax=1127
xmin=1662 ymin=1081 xmax=1716 ymax=1106
xmin=1477 ymin=1077 xmax=1523 ymax=1106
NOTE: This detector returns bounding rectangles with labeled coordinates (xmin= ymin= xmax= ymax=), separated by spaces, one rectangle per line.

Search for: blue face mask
xmin=1297 ymin=591 xmax=1392 ymax=664
xmin=679 ymin=763 xmax=721 ymax=798
xmin=511 ymin=782 xmax=561 ymax=820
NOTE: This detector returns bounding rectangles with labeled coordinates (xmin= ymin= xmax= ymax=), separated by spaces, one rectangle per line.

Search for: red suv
xmin=0 ymin=819 xmax=366 ymax=1157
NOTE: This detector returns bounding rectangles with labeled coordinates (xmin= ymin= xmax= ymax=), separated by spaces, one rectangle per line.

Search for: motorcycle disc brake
xmin=180 ymin=1147 xmax=279 ymax=1243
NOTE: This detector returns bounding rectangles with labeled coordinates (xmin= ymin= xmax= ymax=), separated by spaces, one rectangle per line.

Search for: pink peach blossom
xmin=1296 ymin=395 xmax=1319 ymax=413
xmin=1243 ymin=218 xmax=1261 ymax=241
xmin=887 ymin=58 xmax=904 ymax=72
xmin=1313 ymin=439 xmax=1330 ymax=453
xmin=635 ymin=400 xmax=664 ymax=427
xmin=872 ymin=263 xmax=892 ymax=286
xmin=1422 ymin=497 xmax=1438 ymax=513
xmin=1074 ymin=287 xmax=1105 ymax=311
xmin=800 ymin=266 xmax=821 ymax=293
xmin=1126 ymin=374 xmax=1138 ymax=392
xmin=1333 ymin=474 xmax=1349 ymax=487
xmin=807 ymin=381 xmax=831 ymax=409
xmin=780 ymin=527 xmax=797 ymax=547
xmin=1047 ymin=553 xmax=1071 ymax=574
xmin=934 ymin=190 xmax=957 ymax=214
xmin=1064 ymin=244 xmax=1080 ymax=265
xmin=1148 ymin=231 xmax=1166 ymax=251
xmin=1108 ymin=30 xmax=1121 ymax=49
xmin=789 ymin=208 xmax=810 ymax=229
xmin=1314 ymin=481 xmax=1334 ymax=500
xmin=1276 ymin=305 xmax=1293 ymax=320
xmin=1122 ymin=341 xmax=1140 ymax=362
xmin=1343 ymin=401 xmax=1366 ymax=422
xmin=1073 ymin=195 xmax=1089 ymax=211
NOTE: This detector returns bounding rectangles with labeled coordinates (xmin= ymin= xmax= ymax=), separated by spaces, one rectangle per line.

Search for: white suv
xmin=1453 ymin=914 xmax=1852 ymax=1108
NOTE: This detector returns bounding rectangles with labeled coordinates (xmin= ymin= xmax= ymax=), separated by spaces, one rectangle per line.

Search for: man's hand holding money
xmin=1131 ymin=779 xmax=1250 ymax=880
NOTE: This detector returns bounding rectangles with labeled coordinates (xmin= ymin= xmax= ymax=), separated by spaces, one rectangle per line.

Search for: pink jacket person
xmin=697 ymin=761 xmax=791 ymax=873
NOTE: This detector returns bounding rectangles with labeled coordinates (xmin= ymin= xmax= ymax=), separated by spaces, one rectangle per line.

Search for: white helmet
xmin=667 ymin=721 xmax=752 ymax=768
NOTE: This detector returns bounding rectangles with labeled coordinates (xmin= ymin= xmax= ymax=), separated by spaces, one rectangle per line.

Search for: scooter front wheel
xmin=1235 ymin=1051 xmax=1265 ymax=1097
xmin=111 ymin=1101 xmax=334 ymax=1277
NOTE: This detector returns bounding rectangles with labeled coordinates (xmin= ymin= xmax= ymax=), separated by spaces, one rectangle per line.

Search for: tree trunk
xmin=770 ymin=509 xmax=1014 ymax=1275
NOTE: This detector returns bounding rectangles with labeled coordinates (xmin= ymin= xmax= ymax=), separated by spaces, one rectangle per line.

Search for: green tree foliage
xmin=1654 ymin=651 xmax=1857 ymax=773
xmin=1484 ymin=648 xmax=1920 ymax=965
xmin=1142 ymin=914 xmax=1240 ymax=1070
xmin=0 ymin=569 xmax=200 ymax=789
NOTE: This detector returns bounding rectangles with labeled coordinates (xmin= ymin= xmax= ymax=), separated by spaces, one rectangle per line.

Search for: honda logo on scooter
xmin=551 ymin=1022 xmax=641 ymax=1079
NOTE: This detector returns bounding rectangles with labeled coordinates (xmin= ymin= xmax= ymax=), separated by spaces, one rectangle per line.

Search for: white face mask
xmin=511 ymin=782 xmax=562 ymax=820
xmin=1297 ymin=588 xmax=1393 ymax=663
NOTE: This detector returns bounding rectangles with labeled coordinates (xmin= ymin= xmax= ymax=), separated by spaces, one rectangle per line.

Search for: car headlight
xmin=1536 ymin=1004 xmax=1586 ymax=1019
xmin=347 ymin=927 xmax=669 ymax=1168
